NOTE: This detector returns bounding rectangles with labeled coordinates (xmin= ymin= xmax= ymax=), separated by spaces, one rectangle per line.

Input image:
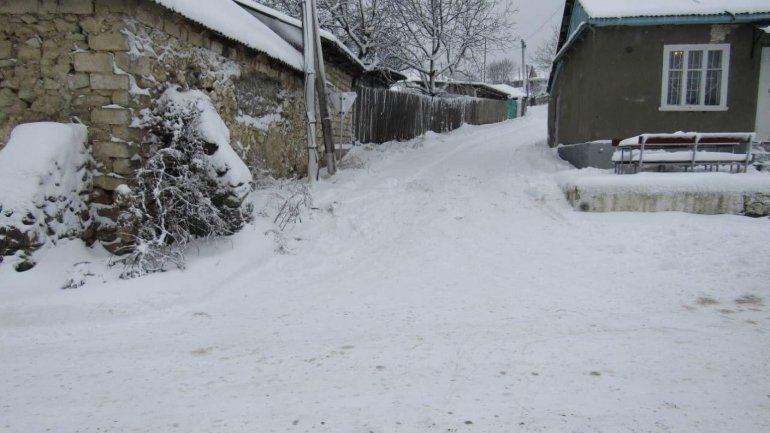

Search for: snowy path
xmin=2 ymin=107 xmax=769 ymax=433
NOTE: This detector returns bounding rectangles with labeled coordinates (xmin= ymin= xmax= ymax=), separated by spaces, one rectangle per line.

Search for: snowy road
xmin=2 ymin=107 xmax=769 ymax=433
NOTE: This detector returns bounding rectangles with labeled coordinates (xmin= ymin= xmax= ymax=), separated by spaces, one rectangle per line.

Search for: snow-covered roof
xmin=488 ymin=84 xmax=526 ymax=99
xmin=233 ymin=0 xmax=367 ymax=71
xmin=761 ymin=24 xmax=770 ymax=33
xmin=579 ymin=0 xmax=770 ymax=19
xmin=150 ymin=0 xmax=303 ymax=71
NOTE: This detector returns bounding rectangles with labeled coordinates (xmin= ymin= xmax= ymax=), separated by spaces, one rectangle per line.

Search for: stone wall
xmin=564 ymin=187 xmax=770 ymax=217
xmin=0 ymin=0 xmax=350 ymax=251
xmin=325 ymin=62 xmax=355 ymax=145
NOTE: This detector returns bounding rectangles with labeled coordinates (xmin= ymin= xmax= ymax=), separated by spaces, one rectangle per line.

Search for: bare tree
xmin=257 ymin=0 xmax=398 ymax=68
xmin=530 ymin=26 xmax=559 ymax=73
xmin=486 ymin=58 xmax=517 ymax=83
xmin=319 ymin=0 xmax=401 ymax=67
xmin=257 ymin=0 xmax=302 ymax=16
xmin=387 ymin=0 xmax=515 ymax=95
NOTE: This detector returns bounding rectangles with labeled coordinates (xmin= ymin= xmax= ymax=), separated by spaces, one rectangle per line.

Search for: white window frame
xmin=660 ymin=43 xmax=730 ymax=111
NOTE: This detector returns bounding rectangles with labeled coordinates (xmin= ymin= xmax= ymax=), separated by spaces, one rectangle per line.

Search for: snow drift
xmin=0 ymin=122 xmax=90 ymax=270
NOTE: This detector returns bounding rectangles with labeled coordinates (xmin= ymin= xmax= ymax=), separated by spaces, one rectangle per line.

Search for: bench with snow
xmin=612 ymin=132 xmax=754 ymax=174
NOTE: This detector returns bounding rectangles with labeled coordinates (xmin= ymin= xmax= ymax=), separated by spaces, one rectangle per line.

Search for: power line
xmin=523 ymin=4 xmax=563 ymax=42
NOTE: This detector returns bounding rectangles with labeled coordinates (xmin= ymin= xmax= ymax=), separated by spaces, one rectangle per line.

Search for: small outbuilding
xmin=548 ymin=0 xmax=770 ymax=149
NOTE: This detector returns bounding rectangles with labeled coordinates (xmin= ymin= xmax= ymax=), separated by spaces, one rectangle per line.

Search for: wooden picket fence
xmin=353 ymin=87 xmax=508 ymax=144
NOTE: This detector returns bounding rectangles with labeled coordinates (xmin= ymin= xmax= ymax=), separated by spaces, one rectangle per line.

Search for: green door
xmin=506 ymin=99 xmax=518 ymax=119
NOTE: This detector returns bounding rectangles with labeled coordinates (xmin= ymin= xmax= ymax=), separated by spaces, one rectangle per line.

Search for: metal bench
xmin=613 ymin=133 xmax=754 ymax=174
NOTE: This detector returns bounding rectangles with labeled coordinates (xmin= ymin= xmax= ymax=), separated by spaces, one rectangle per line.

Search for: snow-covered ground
xmin=2 ymin=107 xmax=769 ymax=433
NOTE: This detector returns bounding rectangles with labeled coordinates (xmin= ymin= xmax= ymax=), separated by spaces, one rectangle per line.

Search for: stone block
xmin=112 ymin=158 xmax=133 ymax=175
xmin=164 ymin=19 xmax=182 ymax=39
xmin=112 ymin=90 xmax=129 ymax=106
xmin=93 ymin=175 xmax=125 ymax=191
xmin=18 ymin=85 xmax=40 ymax=102
xmin=135 ymin=5 xmax=163 ymax=29
xmin=90 ymin=73 xmax=129 ymax=90
xmin=43 ymin=78 xmax=60 ymax=90
xmin=0 ymin=41 xmax=12 ymax=59
xmin=41 ymin=43 xmax=67 ymax=61
xmin=114 ymin=52 xmax=150 ymax=76
xmin=87 ymin=125 xmax=110 ymax=141
xmin=93 ymin=140 xmax=130 ymax=159
xmin=54 ymin=18 xmax=79 ymax=32
xmin=91 ymin=107 xmax=130 ymax=125
xmin=30 ymin=95 xmax=62 ymax=115
xmin=67 ymin=73 xmax=90 ymax=89
xmin=47 ymin=60 xmax=72 ymax=76
xmin=88 ymin=33 xmax=128 ymax=51
xmin=40 ymin=0 xmax=57 ymax=13
xmin=73 ymin=52 xmax=112 ymax=72
xmin=95 ymin=0 xmax=136 ymax=14
xmin=0 ymin=88 xmax=17 ymax=107
xmin=187 ymin=31 xmax=204 ymax=47
xmin=65 ymin=33 xmax=87 ymax=42
xmin=110 ymin=126 xmax=141 ymax=142
xmin=58 ymin=0 xmax=93 ymax=14
xmin=79 ymin=16 xmax=106 ymax=34
xmin=17 ymin=46 xmax=41 ymax=61
xmin=0 ymin=0 xmax=39 ymax=14
xmin=210 ymin=40 xmax=224 ymax=55
xmin=24 ymin=37 xmax=41 ymax=48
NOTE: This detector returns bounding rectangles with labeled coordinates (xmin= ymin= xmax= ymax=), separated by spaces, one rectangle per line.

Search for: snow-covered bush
xmin=0 ymin=123 xmax=90 ymax=271
xmin=115 ymin=88 xmax=253 ymax=278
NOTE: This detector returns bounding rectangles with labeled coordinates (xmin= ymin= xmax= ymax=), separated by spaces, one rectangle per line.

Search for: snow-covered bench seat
xmin=613 ymin=133 xmax=754 ymax=174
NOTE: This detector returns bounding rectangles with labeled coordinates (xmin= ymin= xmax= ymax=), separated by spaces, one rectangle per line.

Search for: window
xmin=661 ymin=44 xmax=730 ymax=111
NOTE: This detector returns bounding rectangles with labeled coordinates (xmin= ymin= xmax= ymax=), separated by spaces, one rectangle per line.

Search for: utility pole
xmin=482 ymin=39 xmax=487 ymax=83
xmin=311 ymin=0 xmax=337 ymax=175
xmin=521 ymin=40 xmax=528 ymax=98
xmin=301 ymin=0 xmax=319 ymax=181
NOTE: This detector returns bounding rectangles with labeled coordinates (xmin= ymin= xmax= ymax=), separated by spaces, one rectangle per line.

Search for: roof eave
xmin=588 ymin=12 xmax=770 ymax=27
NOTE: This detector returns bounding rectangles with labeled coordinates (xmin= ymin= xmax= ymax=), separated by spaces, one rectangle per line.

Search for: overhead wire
xmin=523 ymin=4 xmax=564 ymax=41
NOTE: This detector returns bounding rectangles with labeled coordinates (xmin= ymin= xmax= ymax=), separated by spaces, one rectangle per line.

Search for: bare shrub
xmin=114 ymin=90 xmax=253 ymax=278
xmin=273 ymin=182 xmax=313 ymax=231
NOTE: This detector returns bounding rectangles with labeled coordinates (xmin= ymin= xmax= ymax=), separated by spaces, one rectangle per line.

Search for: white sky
xmin=491 ymin=0 xmax=566 ymax=69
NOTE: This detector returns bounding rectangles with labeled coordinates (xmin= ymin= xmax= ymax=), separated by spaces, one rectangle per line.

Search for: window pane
xmin=707 ymin=50 xmax=722 ymax=69
xmin=705 ymin=69 xmax=722 ymax=105
xmin=686 ymin=70 xmax=702 ymax=105
xmin=662 ymin=46 xmax=728 ymax=107
xmin=688 ymin=50 xmax=703 ymax=70
xmin=667 ymin=70 xmax=682 ymax=105
xmin=669 ymin=51 xmax=684 ymax=69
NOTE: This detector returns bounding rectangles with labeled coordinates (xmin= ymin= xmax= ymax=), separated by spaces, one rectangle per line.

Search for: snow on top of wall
xmin=0 ymin=122 xmax=89 ymax=234
xmin=159 ymin=88 xmax=253 ymax=199
xmin=150 ymin=0 xmax=303 ymax=71
xmin=580 ymin=0 xmax=770 ymax=19
xmin=489 ymin=84 xmax=526 ymax=99
xmin=558 ymin=169 xmax=770 ymax=195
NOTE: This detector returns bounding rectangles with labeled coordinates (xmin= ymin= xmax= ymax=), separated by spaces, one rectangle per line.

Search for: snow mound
xmin=159 ymin=88 xmax=253 ymax=200
xmin=0 ymin=123 xmax=90 ymax=263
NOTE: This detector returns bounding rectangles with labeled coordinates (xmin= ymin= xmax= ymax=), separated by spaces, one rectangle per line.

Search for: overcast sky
xmin=492 ymin=0 xmax=566 ymax=66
